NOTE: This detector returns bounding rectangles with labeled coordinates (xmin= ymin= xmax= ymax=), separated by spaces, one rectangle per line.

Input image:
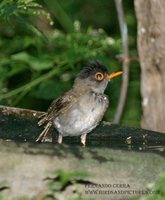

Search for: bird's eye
xmin=95 ymin=72 xmax=104 ymax=81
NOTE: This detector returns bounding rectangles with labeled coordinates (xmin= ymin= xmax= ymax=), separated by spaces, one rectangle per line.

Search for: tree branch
xmin=113 ymin=0 xmax=130 ymax=123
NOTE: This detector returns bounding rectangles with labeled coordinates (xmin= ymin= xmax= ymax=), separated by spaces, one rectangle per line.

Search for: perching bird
xmin=36 ymin=61 xmax=122 ymax=145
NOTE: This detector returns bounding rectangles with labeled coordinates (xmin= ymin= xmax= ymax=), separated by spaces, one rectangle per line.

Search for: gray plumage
xmin=36 ymin=61 xmax=121 ymax=145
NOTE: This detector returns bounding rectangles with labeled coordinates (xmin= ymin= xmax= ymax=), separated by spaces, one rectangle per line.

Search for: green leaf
xmin=51 ymin=169 xmax=90 ymax=190
xmin=11 ymin=52 xmax=53 ymax=71
xmin=11 ymin=52 xmax=31 ymax=62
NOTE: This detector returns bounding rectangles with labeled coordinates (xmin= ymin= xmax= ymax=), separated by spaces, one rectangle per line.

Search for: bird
xmin=36 ymin=61 xmax=123 ymax=146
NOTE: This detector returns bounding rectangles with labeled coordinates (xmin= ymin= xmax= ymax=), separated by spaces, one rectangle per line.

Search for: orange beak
xmin=107 ymin=71 xmax=123 ymax=80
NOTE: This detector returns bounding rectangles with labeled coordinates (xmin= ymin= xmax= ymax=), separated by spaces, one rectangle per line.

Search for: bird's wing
xmin=38 ymin=90 xmax=77 ymax=126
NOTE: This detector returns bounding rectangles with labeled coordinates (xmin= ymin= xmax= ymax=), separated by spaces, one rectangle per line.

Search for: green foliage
xmin=128 ymin=174 xmax=165 ymax=200
xmin=142 ymin=173 xmax=165 ymax=200
xmin=0 ymin=0 xmax=52 ymax=23
xmin=0 ymin=0 xmax=119 ymax=108
xmin=0 ymin=0 xmax=141 ymax=126
xmin=45 ymin=169 xmax=90 ymax=200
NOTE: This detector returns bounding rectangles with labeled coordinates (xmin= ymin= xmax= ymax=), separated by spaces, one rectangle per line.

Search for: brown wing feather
xmin=38 ymin=90 xmax=77 ymax=126
xmin=36 ymin=89 xmax=78 ymax=142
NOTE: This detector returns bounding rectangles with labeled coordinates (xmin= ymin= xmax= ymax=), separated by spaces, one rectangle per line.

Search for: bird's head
xmin=74 ymin=61 xmax=123 ymax=93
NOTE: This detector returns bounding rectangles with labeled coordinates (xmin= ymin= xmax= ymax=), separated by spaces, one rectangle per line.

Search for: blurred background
xmin=0 ymin=0 xmax=140 ymax=127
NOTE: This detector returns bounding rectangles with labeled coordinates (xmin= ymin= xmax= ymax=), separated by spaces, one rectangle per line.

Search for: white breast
xmin=54 ymin=92 xmax=109 ymax=137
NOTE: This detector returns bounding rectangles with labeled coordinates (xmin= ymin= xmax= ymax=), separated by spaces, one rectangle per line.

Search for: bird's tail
xmin=38 ymin=113 xmax=47 ymax=126
xmin=36 ymin=118 xmax=52 ymax=142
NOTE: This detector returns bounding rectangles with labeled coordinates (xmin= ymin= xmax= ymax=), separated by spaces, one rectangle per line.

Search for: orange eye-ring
xmin=95 ymin=72 xmax=104 ymax=81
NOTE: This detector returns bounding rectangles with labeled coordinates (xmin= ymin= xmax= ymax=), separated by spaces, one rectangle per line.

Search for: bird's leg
xmin=80 ymin=133 xmax=87 ymax=146
xmin=58 ymin=134 xmax=63 ymax=144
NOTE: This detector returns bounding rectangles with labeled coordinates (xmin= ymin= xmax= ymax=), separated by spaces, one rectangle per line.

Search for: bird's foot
xmin=80 ymin=133 xmax=87 ymax=146
xmin=57 ymin=134 xmax=63 ymax=144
